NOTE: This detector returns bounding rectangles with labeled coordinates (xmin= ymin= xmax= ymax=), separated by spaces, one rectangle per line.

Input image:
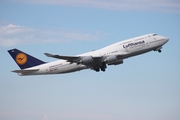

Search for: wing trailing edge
xmin=44 ymin=53 xmax=80 ymax=62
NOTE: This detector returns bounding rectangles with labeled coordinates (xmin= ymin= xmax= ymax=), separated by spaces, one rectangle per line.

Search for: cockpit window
xmin=153 ymin=34 xmax=157 ymax=36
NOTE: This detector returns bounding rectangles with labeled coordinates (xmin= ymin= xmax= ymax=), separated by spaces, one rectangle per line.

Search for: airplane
xmin=8 ymin=33 xmax=169 ymax=76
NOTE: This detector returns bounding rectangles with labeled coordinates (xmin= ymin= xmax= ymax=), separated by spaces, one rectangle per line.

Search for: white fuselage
xmin=18 ymin=33 xmax=169 ymax=76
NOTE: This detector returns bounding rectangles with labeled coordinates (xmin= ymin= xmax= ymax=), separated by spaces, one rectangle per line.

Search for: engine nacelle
xmin=108 ymin=60 xmax=123 ymax=65
xmin=105 ymin=55 xmax=118 ymax=64
xmin=105 ymin=55 xmax=123 ymax=65
xmin=81 ymin=56 xmax=94 ymax=65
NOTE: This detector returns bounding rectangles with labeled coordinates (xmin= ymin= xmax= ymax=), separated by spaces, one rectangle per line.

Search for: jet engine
xmin=108 ymin=60 xmax=123 ymax=65
xmin=105 ymin=55 xmax=118 ymax=64
xmin=80 ymin=56 xmax=94 ymax=65
xmin=105 ymin=55 xmax=123 ymax=65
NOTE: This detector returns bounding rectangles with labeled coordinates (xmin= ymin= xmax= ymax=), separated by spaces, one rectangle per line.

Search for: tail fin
xmin=8 ymin=48 xmax=46 ymax=69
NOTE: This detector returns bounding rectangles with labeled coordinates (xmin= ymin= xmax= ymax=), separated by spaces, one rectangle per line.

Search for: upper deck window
xmin=153 ymin=34 xmax=157 ymax=36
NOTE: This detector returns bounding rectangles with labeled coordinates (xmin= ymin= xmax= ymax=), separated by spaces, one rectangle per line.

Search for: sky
xmin=0 ymin=0 xmax=180 ymax=120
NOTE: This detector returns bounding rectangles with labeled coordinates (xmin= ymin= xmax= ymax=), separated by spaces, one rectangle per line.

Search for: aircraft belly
xmin=58 ymin=64 xmax=87 ymax=74
xmin=48 ymin=63 xmax=87 ymax=74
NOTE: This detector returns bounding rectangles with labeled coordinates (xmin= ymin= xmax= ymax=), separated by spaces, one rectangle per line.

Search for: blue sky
xmin=0 ymin=0 xmax=180 ymax=120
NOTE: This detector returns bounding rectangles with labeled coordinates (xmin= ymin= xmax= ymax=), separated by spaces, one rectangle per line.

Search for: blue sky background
xmin=0 ymin=0 xmax=180 ymax=120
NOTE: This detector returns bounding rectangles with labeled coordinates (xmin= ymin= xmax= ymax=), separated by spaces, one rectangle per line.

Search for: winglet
xmin=44 ymin=53 xmax=54 ymax=57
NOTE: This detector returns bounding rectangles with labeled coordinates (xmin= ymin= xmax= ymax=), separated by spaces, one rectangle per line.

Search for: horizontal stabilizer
xmin=12 ymin=69 xmax=39 ymax=73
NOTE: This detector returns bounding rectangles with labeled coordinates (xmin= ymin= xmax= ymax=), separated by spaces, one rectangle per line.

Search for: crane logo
xmin=16 ymin=53 xmax=27 ymax=65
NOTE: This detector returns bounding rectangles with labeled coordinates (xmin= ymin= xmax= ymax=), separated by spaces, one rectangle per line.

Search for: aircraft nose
xmin=164 ymin=37 xmax=169 ymax=43
xmin=158 ymin=35 xmax=169 ymax=45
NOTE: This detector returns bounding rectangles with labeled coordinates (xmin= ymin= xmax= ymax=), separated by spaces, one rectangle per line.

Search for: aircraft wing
xmin=44 ymin=53 xmax=102 ymax=63
xmin=45 ymin=53 xmax=82 ymax=62
xmin=44 ymin=52 xmax=126 ymax=72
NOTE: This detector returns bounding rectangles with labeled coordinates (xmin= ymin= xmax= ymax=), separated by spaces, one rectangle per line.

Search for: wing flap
xmin=12 ymin=69 xmax=39 ymax=73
